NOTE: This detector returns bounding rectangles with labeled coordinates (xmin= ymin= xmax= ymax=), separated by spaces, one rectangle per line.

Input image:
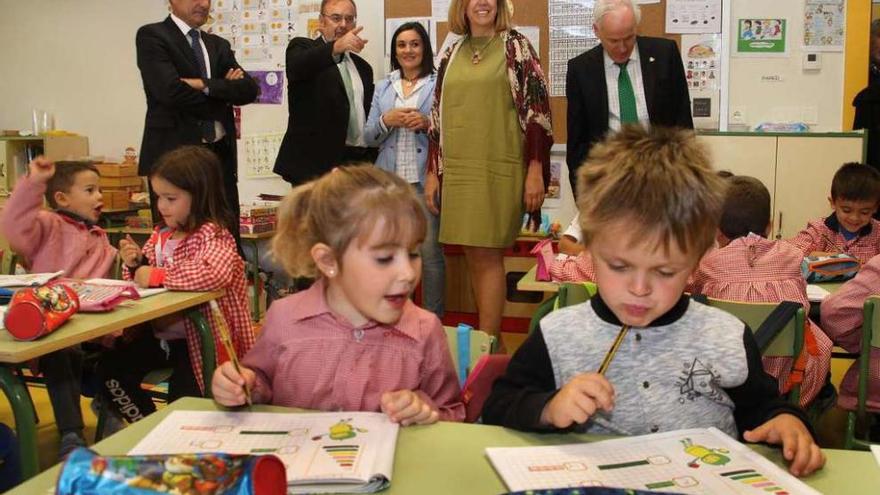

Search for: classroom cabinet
xmin=697 ymin=132 xmax=865 ymax=240
xmin=0 ymin=135 xmax=90 ymax=201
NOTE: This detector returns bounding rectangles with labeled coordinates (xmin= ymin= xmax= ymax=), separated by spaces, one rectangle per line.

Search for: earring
xmin=327 ymin=269 xmax=336 ymax=277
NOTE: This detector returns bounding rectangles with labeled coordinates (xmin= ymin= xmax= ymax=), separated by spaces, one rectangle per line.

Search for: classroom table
xmin=516 ymin=264 xmax=560 ymax=293
xmin=241 ymin=229 xmax=276 ymax=322
xmin=8 ymin=396 xmax=878 ymax=494
xmin=516 ymin=269 xmax=848 ymax=299
xmin=0 ymin=289 xmax=222 ymax=480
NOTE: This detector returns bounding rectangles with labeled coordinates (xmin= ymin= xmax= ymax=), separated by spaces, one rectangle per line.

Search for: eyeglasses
xmin=321 ymin=13 xmax=357 ymax=25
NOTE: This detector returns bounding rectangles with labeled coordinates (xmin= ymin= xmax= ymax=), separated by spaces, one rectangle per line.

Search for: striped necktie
xmin=616 ymin=61 xmax=638 ymax=125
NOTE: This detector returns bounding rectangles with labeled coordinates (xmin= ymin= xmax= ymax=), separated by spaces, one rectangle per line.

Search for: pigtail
xmin=272 ymin=182 xmax=319 ymax=278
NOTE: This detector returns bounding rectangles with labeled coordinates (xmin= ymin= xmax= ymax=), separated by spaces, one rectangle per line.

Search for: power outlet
xmin=730 ymin=107 xmax=747 ymax=125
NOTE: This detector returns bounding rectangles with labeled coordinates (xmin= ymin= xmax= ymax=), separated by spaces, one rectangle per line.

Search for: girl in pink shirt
xmin=212 ymin=165 xmax=465 ymax=424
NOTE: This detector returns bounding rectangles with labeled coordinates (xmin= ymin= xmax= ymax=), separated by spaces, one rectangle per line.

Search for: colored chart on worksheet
xmin=129 ymin=410 xmax=399 ymax=493
xmin=486 ymin=428 xmax=820 ymax=494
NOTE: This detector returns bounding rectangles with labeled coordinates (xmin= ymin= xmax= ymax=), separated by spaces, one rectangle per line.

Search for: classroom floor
xmin=0 ymin=333 xmax=859 ymax=478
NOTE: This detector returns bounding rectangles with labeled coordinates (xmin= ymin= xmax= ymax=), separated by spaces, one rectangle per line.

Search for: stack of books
xmin=240 ymin=204 xmax=277 ymax=234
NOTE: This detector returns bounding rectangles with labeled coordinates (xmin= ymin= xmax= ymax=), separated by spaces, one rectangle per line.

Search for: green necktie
xmin=338 ymin=58 xmax=360 ymax=144
xmin=616 ymin=61 xmax=638 ymax=125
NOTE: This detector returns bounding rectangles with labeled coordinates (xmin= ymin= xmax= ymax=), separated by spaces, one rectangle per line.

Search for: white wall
xmin=0 ymin=0 xmax=387 ymax=201
xmin=727 ymin=1 xmax=845 ymax=131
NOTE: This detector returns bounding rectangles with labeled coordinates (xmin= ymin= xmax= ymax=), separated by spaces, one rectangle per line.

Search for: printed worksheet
xmin=130 ymin=410 xmax=399 ymax=493
xmin=487 ymin=428 xmax=820 ymax=494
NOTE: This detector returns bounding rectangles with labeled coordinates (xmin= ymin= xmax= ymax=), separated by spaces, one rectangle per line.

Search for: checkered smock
xmin=821 ymin=253 xmax=880 ymax=411
xmin=125 ymin=222 xmax=255 ymax=393
xmin=691 ymin=235 xmax=832 ymax=407
xmin=788 ymin=214 xmax=880 ymax=264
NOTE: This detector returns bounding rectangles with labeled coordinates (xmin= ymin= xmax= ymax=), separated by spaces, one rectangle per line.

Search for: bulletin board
xmin=384 ymin=0 xmax=679 ymax=144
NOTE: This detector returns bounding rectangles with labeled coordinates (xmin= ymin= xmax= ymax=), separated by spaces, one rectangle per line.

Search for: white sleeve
xmin=563 ymin=213 xmax=582 ymax=242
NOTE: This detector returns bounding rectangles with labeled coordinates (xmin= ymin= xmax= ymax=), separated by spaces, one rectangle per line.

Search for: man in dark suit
xmin=566 ymin=0 xmax=692 ymax=193
xmin=136 ymin=0 xmax=258 ymax=232
xmin=273 ymin=0 xmax=376 ymax=186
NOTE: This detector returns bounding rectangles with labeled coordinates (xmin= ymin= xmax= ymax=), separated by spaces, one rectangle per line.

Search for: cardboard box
xmin=99 ymin=176 xmax=143 ymax=188
xmin=102 ymin=190 xmax=129 ymax=210
xmin=95 ymin=162 xmax=138 ymax=177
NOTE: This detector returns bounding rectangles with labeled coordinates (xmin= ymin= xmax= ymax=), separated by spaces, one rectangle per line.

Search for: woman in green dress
xmin=426 ymin=0 xmax=553 ymax=347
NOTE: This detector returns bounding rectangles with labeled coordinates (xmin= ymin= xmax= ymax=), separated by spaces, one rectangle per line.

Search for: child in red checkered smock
xmin=212 ymin=165 xmax=465 ymax=424
xmin=691 ymin=176 xmax=832 ymax=408
xmin=787 ymin=163 xmax=880 ymax=264
xmin=96 ymin=146 xmax=255 ymax=425
xmin=821 ymin=253 xmax=880 ymax=412
xmin=549 ymin=213 xmax=598 ymax=282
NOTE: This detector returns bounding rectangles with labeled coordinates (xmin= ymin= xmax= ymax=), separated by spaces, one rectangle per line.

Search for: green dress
xmin=439 ymin=36 xmax=524 ymax=248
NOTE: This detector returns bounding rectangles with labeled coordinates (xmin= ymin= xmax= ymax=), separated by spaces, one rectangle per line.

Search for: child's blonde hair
xmin=272 ymin=165 xmax=428 ymax=278
xmin=576 ymin=126 xmax=726 ymax=259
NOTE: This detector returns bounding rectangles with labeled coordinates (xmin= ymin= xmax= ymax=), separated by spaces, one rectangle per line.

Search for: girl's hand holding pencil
xmin=209 ymin=300 xmax=254 ymax=407
xmin=212 ymin=361 xmax=257 ymax=407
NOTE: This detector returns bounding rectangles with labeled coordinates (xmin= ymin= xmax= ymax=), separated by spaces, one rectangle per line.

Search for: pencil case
xmin=3 ymin=282 xmax=79 ymax=341
xmin=56 ymin=448 xmax=287 ymax=495
xmin=800 ymin=253 xmax=860 ymax=283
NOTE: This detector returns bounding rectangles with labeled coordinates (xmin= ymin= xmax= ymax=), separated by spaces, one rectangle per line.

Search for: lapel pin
xmin=649 ymin=57 xmax=655 ymax=62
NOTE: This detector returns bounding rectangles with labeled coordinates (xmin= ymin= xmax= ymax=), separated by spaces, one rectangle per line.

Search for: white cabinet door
xmin=775 ymin=136 xmax=864 ymax=239
xmin=697 ymin=134 xmax=778 ymax=221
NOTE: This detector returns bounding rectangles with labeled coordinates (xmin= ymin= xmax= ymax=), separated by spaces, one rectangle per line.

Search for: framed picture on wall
xmin=734 ymin=18 xmax=788 ymax=57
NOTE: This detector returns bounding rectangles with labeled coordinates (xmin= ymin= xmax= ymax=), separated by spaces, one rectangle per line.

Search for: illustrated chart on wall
xmin=129 ymin=410 xmax=399 ymax=494
xmin=486 ymin=428 xmax=820 ymax=494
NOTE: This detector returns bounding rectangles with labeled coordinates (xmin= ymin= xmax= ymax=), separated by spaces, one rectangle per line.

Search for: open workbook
xmin=486 ymin=428 xmax=820 ymax=494
xmin=0 ymin=271 xmax=64 ymax=287
xmin=129 ymin=410 xmax=399 ymax=494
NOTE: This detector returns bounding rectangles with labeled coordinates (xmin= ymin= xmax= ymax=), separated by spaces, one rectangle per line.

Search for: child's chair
xmin=842 ymin=295 xmax=880 ymax=450
xmin=699 ymin=297 xmax=805 ymax=407
xmin=443 ymin=325 xmax=498 ymax=422
xmin=528 ymin=282 xmax=598 ymax=334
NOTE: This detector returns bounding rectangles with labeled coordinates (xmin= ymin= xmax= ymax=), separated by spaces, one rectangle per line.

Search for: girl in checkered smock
xmin=96 ymin=146 xmax=255 ymax=426
xmin=211 ymin=165 xmax=465 ymax=424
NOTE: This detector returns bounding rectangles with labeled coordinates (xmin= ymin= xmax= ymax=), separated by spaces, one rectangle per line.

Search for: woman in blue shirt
xmin=365 ymin=22 xmax=444 ymax=317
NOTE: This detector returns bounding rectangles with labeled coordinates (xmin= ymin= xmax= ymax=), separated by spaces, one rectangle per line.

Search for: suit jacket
xmin=566 ymin=36 xmax=692 ymax=192
xmin=136 ymin=16 xmax=258 ymax=176
xmin=364 ymin=71 xmax=435 ymax=187
xmin=273 ymin=37 xmax=374 ymax=185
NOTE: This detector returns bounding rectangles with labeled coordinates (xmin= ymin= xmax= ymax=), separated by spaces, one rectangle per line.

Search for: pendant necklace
xmin=469 ymin=34 xmax=496 ymax=65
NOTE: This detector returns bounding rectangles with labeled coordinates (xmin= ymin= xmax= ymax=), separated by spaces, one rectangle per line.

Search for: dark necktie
xmin=616 ymin=61 xmax=638 ymax=125
xmin=188 ymin=28 xmax=216 ymax=142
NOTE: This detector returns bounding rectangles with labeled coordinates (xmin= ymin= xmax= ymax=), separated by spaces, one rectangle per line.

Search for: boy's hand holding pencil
xmin=540 ymin=373 xmax=615 ymax=429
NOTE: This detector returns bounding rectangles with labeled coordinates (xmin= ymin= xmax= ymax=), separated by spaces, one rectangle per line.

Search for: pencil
xmin=209 ymin=300 xmax=252 ymax=406
xmin=597 ymin=324 xmax=629 ymax=375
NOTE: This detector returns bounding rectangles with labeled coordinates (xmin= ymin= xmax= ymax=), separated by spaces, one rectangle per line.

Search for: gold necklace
xmin=468 ymin=34 xmax=496 ymax=65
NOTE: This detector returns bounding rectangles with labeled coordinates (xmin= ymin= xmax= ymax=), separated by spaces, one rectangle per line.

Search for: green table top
xmin=0 ymin=290 xmax=222 ymax=363
xmin=9 ymin=397 xmax=877 ymax=494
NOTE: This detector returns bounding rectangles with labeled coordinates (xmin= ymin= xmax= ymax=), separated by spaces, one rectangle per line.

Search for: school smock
xmin=787 ymin=213 xmax=880 ymax=264
xmin=691 ymin=234 xmax=832 ymax=407
xmin=124 ymin=222 xmax=255 ymax=393
xmin=482 ymin=293 xmax=810 ymax=438
xmin=0 ymin=174 xmax=117 ymax=279
xmin=241 ymin=278 xmax=465 ymax=421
